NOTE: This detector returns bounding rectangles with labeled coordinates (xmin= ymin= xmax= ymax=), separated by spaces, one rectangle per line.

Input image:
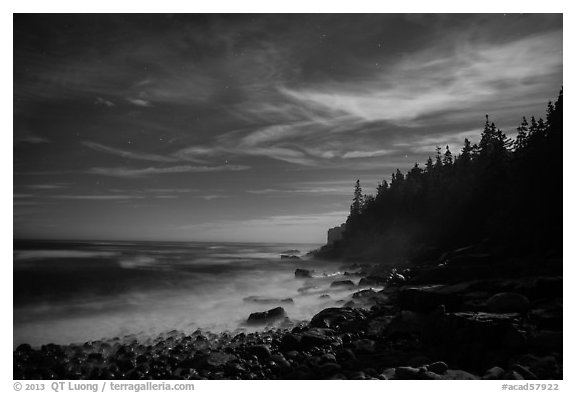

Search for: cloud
xmin=88 ymin=164 xmax=250 ymax=178
xmin=51 ymin=194 xmax=145 ymax=200
xmin=14 ymin=134 xmax=50 ymax=144
xmin=279 ymin=30 xmax=562 ymax=126
xmin=342 ymin=149 xmax=396 ymax=159
xmin=126 ymin=97 xmax=152 ymax=107
xmin=393 ymin=128 xmax=484 ymax=154
xmin=95 ymin=97 xmax=115 ymax=107
xmin=26 ymin=184 xmax=67 ymax=190
xmin=82 ymin=141 xmax=181 ymax=163
xmin=200 ymin=195 xmax=228 ymax=200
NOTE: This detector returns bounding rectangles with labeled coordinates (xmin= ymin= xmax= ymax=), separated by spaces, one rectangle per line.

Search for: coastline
xmin=14 ymin=243 xmax=563 ymax=380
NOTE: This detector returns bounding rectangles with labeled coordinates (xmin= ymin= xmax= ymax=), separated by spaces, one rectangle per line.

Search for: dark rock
xmin=511 ymin=364 xmax=537 ymax=380
xmin=295 ymin=269 xmax=313 ymax=278
xmin=268 ymin=354 xmax=290 ymax=369
xmin=300 ymin=328 xmax=335 ymax=349
xmin=352 ymin=339 xmax=376 ymax=353
xmin=516 ymin=355 xmax=559 ymax=379
xmin=281 ymin=255 xmax=301 ymax=260
xmin=444 ymin=369 xmax=480 ymax=380
xmin=310 ymin=307 xmax=364 ymax=329
xmin=246 ymin=307 xmax=286 ymax=325
xmin=348 ymin=371 xmax=366 ymax=379
xmin=319 ymin=353 xmax=337 ymax=364
xmin=395 ymin=366 xmax=420 ymax=379
xmin=352 ymin=289 xmax=377 ymax=299
xmin=419 ymin=371 xmax=445 ymax=380
xmin=318 ymin=362 xmax=342 ymax=376
xmin=423 ymin=311 xmax=528 ymax=369
xmin=358 ymin=276 xmax=388 ymax=287
xmin=246 ymin=345 xmax=271 ymax=360
xmin=330 ymin=280 xmax=355 ymax=289
xmin=206 ymin=352 xmax=237 ymax=368
xmin=319 ymin=294 xmax=331 ymax=299
xmin=398 ymin=284 xmax=467 ymax=312
xmin=380 ymin=368 xmax=396 ymax=380
xmin=530 ymin=330 xmax=562 ymax=352
xmin=482 ymin=366 xmax=506 ymax=380
xmin=386 ymin=310 xmax=428 ymax=337
xmin=427 ymin=361 xmax=448 ymax=374
xmin=502 ymin=371 xmax=525 ymax=380
xmin=279 ymin=333 xmax=302 ymax=352
xmin=487 ymin=292 xmax=530 ymax=313
xmin=283 ymin=350 xmax=301 ymax=360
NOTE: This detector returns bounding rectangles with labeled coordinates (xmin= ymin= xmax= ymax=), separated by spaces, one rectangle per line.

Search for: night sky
xmin=13 ymin=14 xmax=562 ymax=243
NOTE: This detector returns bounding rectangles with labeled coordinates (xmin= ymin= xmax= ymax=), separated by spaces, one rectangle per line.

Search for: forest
xmin=318 ymin=89 xmax=563 ymax=264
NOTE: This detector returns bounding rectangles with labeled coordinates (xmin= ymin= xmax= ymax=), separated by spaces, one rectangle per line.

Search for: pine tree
xmin=443 ymin=145 xmax=453 ymax=166
xmin=350 ymin=179 xmax=364 ymax=217
xmin=514 ymin=117 xmax=529 ymax=151
xmin=425 ymin=156 xmax=434 ymax=173
xmin=460 ymin=138 xmax=473 ymax=163
xmin=435 ymin=146 xmax=443 ymax=168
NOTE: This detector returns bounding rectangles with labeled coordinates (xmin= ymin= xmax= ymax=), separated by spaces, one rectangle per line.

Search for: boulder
xmin=443 ymin=369 xmax=480 ymax=380
xmin=530 ymin=330 xmax=562 ymax=353
xmin=358 ymin=276 xmax=388 ymax=287
xmin=423 ymin=311 xmax=527 ymax=370
xmin=281 ymin=255 xmax=301 ymax=260
xmin=487 ymin=292 xmax=530 ymax=313
xmin=352 ymin=289 xmax=377 ymax=299
xmin=300 ymin=328 xmax=335 ymax=349
xmin=247 ymin=344 xmax=271 ymax=360
xmin=427 ymin=361 xmax=448 ymax=374
xmin=352 ymin=339 xmax=376 ymax=353
xmin=482 ymin=366 xmax=506 ymax=380
xmin=395 ymin=366 xmax=420 ymax=379
xmin=385 ymin=310 xmax=428 ymax=337
xmin=295 ymin=269 xmax=313 ymax=278
xmin=511 ymin=364 xmax=538 ymax=380
xmin=330 ymin=280 xmax=355 ymax=289
xmin=310 ymin=307 xmax=364 ymax=330
xmin=205 ymin=352 xmax=237 ymax=368
xmin=246 ymin=307 xmax=286 ymax=325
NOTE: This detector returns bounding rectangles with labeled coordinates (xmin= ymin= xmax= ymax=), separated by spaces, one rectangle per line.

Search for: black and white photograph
xmin=12 ymin=10 xmax=564 ymax=384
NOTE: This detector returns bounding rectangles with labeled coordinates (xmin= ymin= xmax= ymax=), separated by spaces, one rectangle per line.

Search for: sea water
xmin=14 ymin=240 xmax=364 ymax=348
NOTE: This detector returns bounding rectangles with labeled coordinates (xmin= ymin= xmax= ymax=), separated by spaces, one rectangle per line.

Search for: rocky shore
xmin=14 ymin=246 xmax=562 ymax=380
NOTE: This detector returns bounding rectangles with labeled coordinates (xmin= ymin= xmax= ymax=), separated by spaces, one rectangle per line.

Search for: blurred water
xmin=13 ymin=240 xmax=364 ymax=348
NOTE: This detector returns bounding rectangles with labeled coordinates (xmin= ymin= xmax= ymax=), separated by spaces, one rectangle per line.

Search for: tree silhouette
xmin=329 ymin=89 xmax=563 ymax=262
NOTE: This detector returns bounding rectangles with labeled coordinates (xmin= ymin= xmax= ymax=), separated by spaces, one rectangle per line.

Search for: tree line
xmin=326 ymin=89 xmax=563 ymax=262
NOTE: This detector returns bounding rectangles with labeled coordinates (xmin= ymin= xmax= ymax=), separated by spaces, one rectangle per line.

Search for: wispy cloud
xmin=95 ymin=97 xmax=115 ymax=107
xmin=26 ymin=184 xmax=68 ymax=190
xmin=342 ymin=149 xmax=396 ymax=159
xmin=280 ymin=30 xmax=562 ymax=126
xmin=126 ymin=97 xmax=152 ymax=107
xmin=88 ymin=164 xmax=250 ymax=178
xmin=82 ymin=141 xmax=181 ymax=163
xmin=14 ymin=134 xmax=50 ymax=144
xmin=51 ymin=194 xmax=145 ymax=200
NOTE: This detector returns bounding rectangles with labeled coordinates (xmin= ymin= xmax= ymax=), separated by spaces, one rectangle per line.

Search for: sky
xmin=13 ymin=14 xmax=563 ymax=243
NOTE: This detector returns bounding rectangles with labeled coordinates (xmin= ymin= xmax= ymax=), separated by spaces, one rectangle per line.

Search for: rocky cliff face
xmin=327 ymin=224 xmax=346 ymax=245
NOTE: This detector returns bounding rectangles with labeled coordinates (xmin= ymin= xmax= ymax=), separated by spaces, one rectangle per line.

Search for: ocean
xmin=13 ymin=240 xmax=365 ymax=349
